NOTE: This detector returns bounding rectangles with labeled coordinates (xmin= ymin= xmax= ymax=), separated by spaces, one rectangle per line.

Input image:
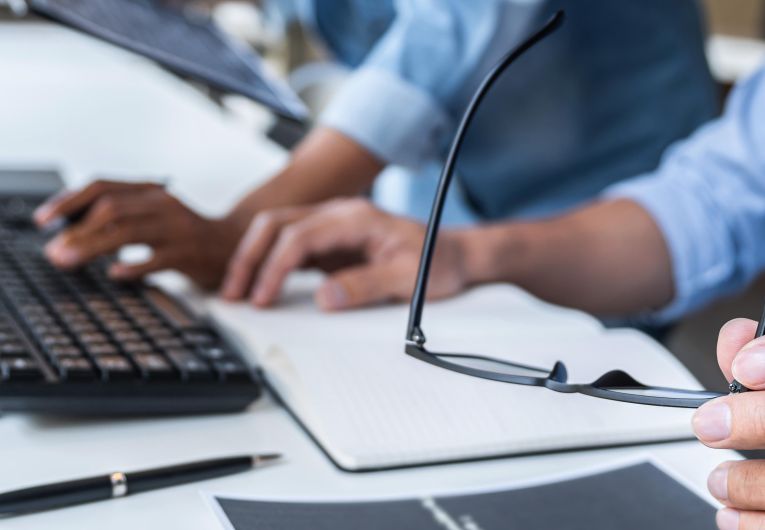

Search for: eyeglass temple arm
xmin=405 ymin=10 xmax=566 ymax=345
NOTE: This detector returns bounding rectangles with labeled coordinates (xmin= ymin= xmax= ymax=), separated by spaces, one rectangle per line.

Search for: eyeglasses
xmin=403 ymin=10 xmax=725 ymax=409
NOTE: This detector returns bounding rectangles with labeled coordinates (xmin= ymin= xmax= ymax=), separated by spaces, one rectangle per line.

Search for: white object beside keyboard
xmin=209 ymin=274 xmax=700 ymax=471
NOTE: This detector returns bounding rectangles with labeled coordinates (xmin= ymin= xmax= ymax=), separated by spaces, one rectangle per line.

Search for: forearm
xmin=453 ymin=199 xmax=675 ymax=316
xmin=225 ymin=127 xmax=384 ymax=231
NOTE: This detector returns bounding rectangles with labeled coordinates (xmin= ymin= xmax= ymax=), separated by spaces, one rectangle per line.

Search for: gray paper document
xmin=211 ymin=461 xmax=716 ymax=530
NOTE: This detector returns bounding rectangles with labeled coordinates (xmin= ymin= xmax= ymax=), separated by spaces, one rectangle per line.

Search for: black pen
xmin=0 ymin=453 xmax=281 ymax=515
xmin=729 ymin=302 xmax=765 ymax=394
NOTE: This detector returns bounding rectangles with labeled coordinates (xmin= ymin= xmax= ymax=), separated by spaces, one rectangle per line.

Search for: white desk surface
xmin=0 ymin=21 xmax=738 ymax=530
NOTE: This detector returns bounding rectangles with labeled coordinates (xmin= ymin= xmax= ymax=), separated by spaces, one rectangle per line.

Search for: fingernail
xmin=708 ymin=463 xmax=731 ymax=501
xmin=716 ymin=508 xmax=739 ymax=530
xmin=733 ymin=347 xmax=765 ymax=388
xmin=317 ymin=281 xmax=348 ymax=310
xmin=252 ymin=286 xmax=270 ymax=307
xmin=220 ymin=280 xmax=236 ymax=299
xmin=33 ymin=205 xmax=52 ymax=224
xmin=46 ymin=243 xmax=79 ymax=266
xmin=692 ymin=401 xmax=732 ymax=443
xmin=108 ymin=264 xmax=126 ymax=278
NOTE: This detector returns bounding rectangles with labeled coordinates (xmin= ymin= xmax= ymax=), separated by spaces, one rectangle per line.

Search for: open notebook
xmin=206 ymin=275 xmax=701 ymax=472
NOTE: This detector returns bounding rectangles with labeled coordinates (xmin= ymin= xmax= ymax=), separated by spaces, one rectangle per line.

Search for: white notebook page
xmin=208 ymin=276 xmax=700 ymax=470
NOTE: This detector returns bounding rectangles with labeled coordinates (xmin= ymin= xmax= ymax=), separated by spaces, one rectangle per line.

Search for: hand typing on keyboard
xmin=0 ymin=183 xmax=261 ymax=414
xmin=34 ymin=180 xmax=243 ymax=289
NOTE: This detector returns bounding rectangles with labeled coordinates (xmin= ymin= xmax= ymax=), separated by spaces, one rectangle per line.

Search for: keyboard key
xmin=130 ymin=313 xmax=158 ymax=326
xmin=41 ymin=334 xmax=73 ymax=347
xmin=183 ymin=330 xmax=216 ymax=345
xmin=0 ymin=342 xmax=27 ymax=355
xmin=123 ymin=341 xmax=152 ymax=354
xmin=53 ymin=302 xmax=80 ymax=313
xmin=114 ymin=330 xmax=141 ymax=342
xmin=48 ymin=345 xmax=82 ymax=358
xmin=25 ymin=313 xmax=56 ymax=325
xmin=116 ymin=295 xmax=143 ymax=306
xmin=155 ymin=337 xmax=184 ymax=349
xmin=68 ymin=321 xmax=100 ymax=334
xmin=62 ymin=313 xmax=91 ymax=324
xmin=80 ymin=332 xmax=109 ymax=344
xmin=87 ymin=343 xmax=118 ymax=356
xmin=167 ymin=349 xmax=213 ymax=380
xmin=101 ymin=318 xmax=132 ymax=332
xmin=214 ymin=360 xmax=252 ymax=383
xmin=145 ymin=326 xmax=174 ymax=340
xmin=57 ymin=357 xmax=96 ymax=381
xmin=134 ymin=353 xmax=175 ymax=380
xmin=198 ymin=346 xmax=227 ymax=361
xmin=1 ymin=357 xmax=43 ymax=381
xmin=95 ymin=310 xmax=123 ymax=322
xmin=31 ymin=324 xmax=64 ymax=336
xmin=83 ymin=294 xmax=109 ymax=306
xmin=94 ymin=355 xmax=135 ymax=380
xmin=87 ymin=300 xmax=112 ymax=311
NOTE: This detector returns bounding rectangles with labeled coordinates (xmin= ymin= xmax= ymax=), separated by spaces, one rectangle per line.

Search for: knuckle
xmin=229 ymin=246 xmax=253 ymax=270
xmin=345 ymin=197 xmax=373 ymax=214
xmin=252 ymin=211 xmax=278 ymax=231
xmin=323 ymin=197 xmax=367 ymax=217
xmin=88 ymin=179 xmax=112 ymax=195
xmin=88 ymin=180 xmax=105 ymax=192
xmin=280 ymin=225 xmax=305 ymax=247
xmin=750 ymin=405 xmax=765 ymax=441
xmin=95 ymin=195 xmax=120 ymax=220
xmin=751 ymin=411 xmax=765 ymax=443
xmin=160 ymin=190 xmax=180 ymax=206
xmin=731 ymin=395 xmax=765 ymax=445
xmin=118 ymin=222 xmax=142 ymax=243
xmin=727 ymin=460 xmax=765 ymax=513
xmin=730 ymin=464 xmax=758 ymax=504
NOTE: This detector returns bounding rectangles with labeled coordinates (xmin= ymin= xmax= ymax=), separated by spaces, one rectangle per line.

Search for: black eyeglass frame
xmin=403 ymin=10 xmax=724 ymax=409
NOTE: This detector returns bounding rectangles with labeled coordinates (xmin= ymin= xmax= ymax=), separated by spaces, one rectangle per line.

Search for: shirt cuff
xmin=603 ymin=175 xmax=737 ymax=324
xmin=319 ymin=67 xmax=451 ymax=169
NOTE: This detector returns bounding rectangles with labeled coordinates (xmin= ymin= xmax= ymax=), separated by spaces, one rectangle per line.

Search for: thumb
xmin=316 ymin=264 xmax=408 ymax=311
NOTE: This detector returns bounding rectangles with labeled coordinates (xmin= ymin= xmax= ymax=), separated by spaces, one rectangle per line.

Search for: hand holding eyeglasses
xmin=693 ymin=318 xmax=765 ymax=530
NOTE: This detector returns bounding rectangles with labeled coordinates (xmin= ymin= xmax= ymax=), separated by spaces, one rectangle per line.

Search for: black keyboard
xmin=0 ymin=174 xmax=261 ymax=415
xmin=28 ymin=0 xmax=308 ymax=122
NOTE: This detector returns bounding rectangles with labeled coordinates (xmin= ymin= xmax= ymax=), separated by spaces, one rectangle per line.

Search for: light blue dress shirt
xmin=607 ymin=67 xmax=765 ymax=322
xmin=270 ymin=1 xmax=717 ymax=223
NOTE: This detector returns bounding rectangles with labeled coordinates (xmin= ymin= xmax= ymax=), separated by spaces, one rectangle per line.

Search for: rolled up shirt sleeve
xmin=319 ymin=0 xmax=504 ymax=169
xmin=604 ymin=68 xmax=765 ymax=322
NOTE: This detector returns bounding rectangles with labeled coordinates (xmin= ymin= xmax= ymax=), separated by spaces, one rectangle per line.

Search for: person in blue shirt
xmin=205 ymin=65 xmax=765 ymax=318
xmin=267 ymin=0 xmax=718 ymax=223
xmin=32 ymin=0 xmax=716 ymax=286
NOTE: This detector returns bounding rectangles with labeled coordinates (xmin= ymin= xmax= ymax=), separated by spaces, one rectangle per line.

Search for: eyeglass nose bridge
xmin=589 ymin=369 xmax=647 ymax=390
